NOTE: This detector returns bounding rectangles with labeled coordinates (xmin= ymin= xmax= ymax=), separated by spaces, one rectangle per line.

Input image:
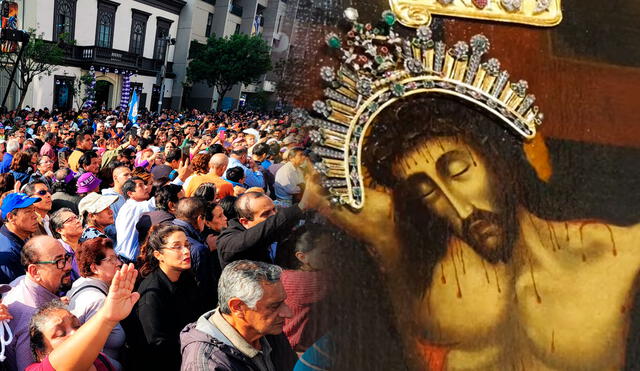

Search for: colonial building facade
xmin=170 ymin=0 xmax=289 ymax=110
xmin=2 ymin=0 xmax=184 ymax=111
xmin=1 ymin=0 xmax=292 ymax=111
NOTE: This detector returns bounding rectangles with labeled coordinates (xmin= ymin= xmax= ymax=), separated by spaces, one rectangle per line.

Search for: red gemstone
xmin=472 ymin=0 xmax=487 ymax=8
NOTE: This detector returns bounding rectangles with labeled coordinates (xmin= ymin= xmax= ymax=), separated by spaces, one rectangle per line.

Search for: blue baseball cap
xmin=1 ymin=193 xmax=40 ymax=219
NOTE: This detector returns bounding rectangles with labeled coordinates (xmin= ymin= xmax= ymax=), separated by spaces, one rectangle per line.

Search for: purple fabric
xmin=3 ymin=276 xmax=60 ymax=371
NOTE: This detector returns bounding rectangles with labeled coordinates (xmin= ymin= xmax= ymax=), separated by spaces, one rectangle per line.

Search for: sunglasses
xmin=32 ymin=190 xmax=50 ymax=196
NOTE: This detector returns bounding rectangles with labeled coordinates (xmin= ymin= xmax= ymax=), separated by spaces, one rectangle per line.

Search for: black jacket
xmin=124 ymin=269 xmax=207 ymax=371
xmin=217 ymin=205 xmax=303 ymax=268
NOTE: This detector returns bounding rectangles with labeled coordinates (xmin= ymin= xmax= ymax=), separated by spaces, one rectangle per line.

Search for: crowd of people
xmin=0 ymin=107 xmax=333 ymax=371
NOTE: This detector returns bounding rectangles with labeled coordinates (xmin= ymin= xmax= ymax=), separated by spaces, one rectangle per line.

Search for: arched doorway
xmin=95 ymin=80 xmax=113 ymax=110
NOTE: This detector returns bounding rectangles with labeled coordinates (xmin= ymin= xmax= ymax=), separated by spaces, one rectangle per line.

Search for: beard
xmin=456 ymin=208 xmax=519 ymax=264
xmin=58 ymin=272 xmax=73 ymax=292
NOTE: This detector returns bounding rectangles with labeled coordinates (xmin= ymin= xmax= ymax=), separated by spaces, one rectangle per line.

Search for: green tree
xmin=72 ymin=73 xmax=96 ymax=110
xmin=0 ymin=29 xmax=65 ymax=109
xmin=187 ymin=33 xmax=272 ymax=110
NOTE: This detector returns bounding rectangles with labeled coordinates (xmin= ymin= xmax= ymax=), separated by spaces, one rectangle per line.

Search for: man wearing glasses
xmin=22 ymin=180 xmax=53 ymax=237
xmin=2 ymin=235 xmax=73 ymax=371
xmin=0 ymin=193 xmax=41 ymax=283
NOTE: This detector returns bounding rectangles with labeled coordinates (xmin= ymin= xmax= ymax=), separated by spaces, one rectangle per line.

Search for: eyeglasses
xmin=35 ymin=253 xmax=73 ymax=269
xmin=63 ymin=215 xmax=79 ymax=224
xmin=100 ymin=256 xmax=123 ymax=265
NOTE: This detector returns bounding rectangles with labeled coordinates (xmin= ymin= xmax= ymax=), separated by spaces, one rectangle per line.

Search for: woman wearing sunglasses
xmin=68 ymin=238 xmax=126 ymax=370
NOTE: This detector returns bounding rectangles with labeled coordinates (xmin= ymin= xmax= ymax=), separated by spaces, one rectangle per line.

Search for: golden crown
xmin=297 ymin=8 xmax=544 ymax=209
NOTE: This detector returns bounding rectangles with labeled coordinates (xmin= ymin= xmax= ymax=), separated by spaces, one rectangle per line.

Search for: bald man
xmin=184 ymin=153 xmax=234 ymax=199
xmin=3 ymin=235 xmax=72 ymax=370
xmin=102 ymin=166 xmax=132 ymax=219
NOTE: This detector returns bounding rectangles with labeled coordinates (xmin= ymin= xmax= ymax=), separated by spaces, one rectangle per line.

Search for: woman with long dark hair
xmin=125 ymin=224 xmax=206 ymax=370
xmin=9 ymin=151 xmax=32 ymax=184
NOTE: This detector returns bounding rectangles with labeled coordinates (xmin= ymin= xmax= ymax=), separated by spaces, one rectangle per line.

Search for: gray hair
xmin=29 ymin=299 xmax=68 ymax=361
xmin=218 ymin=260 xmax=282 ymax=314
xmin=48 ymin=208 xmax=75 ymax=239
xmin=6 ymin=139 xmax=19 ymax=154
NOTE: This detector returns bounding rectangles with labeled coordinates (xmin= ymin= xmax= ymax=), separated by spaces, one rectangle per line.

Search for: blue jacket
xmin=172 ymin=219 xmax=216 ymax=309
xmin=0 ymin=152 xmax=13 ymax=173
xmin=0 ymin=225 xmax=26 ymax=284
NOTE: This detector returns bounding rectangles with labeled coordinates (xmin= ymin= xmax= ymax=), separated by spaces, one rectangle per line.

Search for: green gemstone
xmin=375 ymin=55 xmax=384 ymax=64
xmin=383 ymin=11 xmax=396 ymax=25
xmin=327 ymin=36 xmax=341 ymax=49
xmin=373 ymin=28 xmax=380 ymax=35
xmin=392 ymin=83 xmax=405 ymax=96
xmin=355 ymin=23 xmax=363 ymax=32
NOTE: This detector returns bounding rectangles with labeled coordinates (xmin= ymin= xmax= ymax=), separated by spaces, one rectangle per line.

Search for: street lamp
xmin=157 ymin=34 xmax=176 ymax=114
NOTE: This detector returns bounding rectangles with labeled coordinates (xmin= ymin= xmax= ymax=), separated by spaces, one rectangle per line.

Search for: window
xmin=234 ymin=23 xmax=241 ymax=35
xmin=95 ymin=0 xmax=118 ymax=48
xmin=154 ymin=18 xmax=173 ymax=60
xmin=277 ymin=15 xmax=282 ymax=33
xmin=205 ymin=13 xmax=213 ymax=38
xmin=129 ymin=10 xmax=150 ymax=55
xmin=53 ymin=0 xmax=77 ymax=42
xmin=54 ymin=76 xmax=74 ymax=111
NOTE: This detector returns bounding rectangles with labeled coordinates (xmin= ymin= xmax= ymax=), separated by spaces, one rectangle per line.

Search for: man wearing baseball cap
xmin=0 ymin=193 xmax=41 ymax=283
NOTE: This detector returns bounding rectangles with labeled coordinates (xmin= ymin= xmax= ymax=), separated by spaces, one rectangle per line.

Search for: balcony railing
xmin=230 ymin=4 xmax=243 ymax=17
xmin=61 ymin=44 xmax=165 ymax=74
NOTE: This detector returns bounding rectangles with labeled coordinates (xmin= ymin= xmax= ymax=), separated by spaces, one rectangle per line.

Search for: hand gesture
xmin=0 ymin=303 xmax=12 ymax=322
xmin=176 ymin=157 xmax=193 ymax=181
xmin=102 ymin=264 xmax=140 ymax=325
xmin=13 ymin=180 xmax=21 ymax=193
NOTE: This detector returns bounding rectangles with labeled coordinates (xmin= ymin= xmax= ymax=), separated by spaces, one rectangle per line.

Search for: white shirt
xmin=274 ymin=162 xmax=304 ymax=201
xmin=115 ymin=197 xmax=155 ymax=261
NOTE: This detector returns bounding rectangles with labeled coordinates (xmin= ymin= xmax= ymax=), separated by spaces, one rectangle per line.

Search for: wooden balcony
xmin=61 ymin=44 xmax=172 ymax=77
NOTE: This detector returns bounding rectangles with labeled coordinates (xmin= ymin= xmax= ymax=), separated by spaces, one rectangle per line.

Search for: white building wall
xmin=7 ymin=0 xmax=183 ymax=110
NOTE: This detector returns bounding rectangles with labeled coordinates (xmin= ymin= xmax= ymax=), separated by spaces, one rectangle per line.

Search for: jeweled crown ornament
xmin=389 ymin=0 xmax=562 ymax=28
xmin=298 ymin=8 xmax=544 ymax=209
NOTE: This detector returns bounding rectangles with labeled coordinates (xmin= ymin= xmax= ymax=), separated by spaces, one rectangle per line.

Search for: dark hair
xmin=96 ymin=165 xmax=115 ymax=191
xmin=22 ymin=179 xmax=49 ymax=196
xmin=119 ymin=147 xmax=135 ymax=159
xmin=165 ymin=148 xmax=182 ymax=163
xmin=78 ymin=150 xmax=98 ymax=170
xmin=29 ymin=299 xmax=68 ymax=361
xmin=10 ymin=151 xmax=31 ymax=172
xmin=252 ymin=143 xmax=270 ymax=157
xmin=155 ymin=184 xmax=182 ymax=212
xmin=138 ymin=224 xmax=185 ymax=277
xmin=218 ymin=195 xmax=237 ymax=220
xmin=174 ymin=197 xmax=207 ymax=226
xmin=122 ymin=176 xmax=144 ymax=199
xmin=77 ymin=237 xmax=112 ymax=277
xmin=225 ymin=166 xmax=245 ymax=183
xmin=363 ymin=95 xmax=529 ymax=295
xmin=44 ymin=132 xmax=57 ymax=143
xmin=230 ymin=147 xmax=247 ymax=156
xmin=52 ymin=168 xmax=77 ymax=194
xmin=234 ymin=192 xmax=266 ymax=221
xmin=0 ymin=173 xmax=15 ymax=194
xmin=193 ymin=182 xmax=216 ymax=201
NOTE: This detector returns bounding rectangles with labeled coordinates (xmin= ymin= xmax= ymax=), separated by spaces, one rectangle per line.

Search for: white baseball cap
xmin=78 ymin=193 xmax=118 ymax=223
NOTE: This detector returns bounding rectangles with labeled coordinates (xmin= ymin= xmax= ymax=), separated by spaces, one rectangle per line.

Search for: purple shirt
xmin=2 ymin=276 xmax=60 ymax=371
